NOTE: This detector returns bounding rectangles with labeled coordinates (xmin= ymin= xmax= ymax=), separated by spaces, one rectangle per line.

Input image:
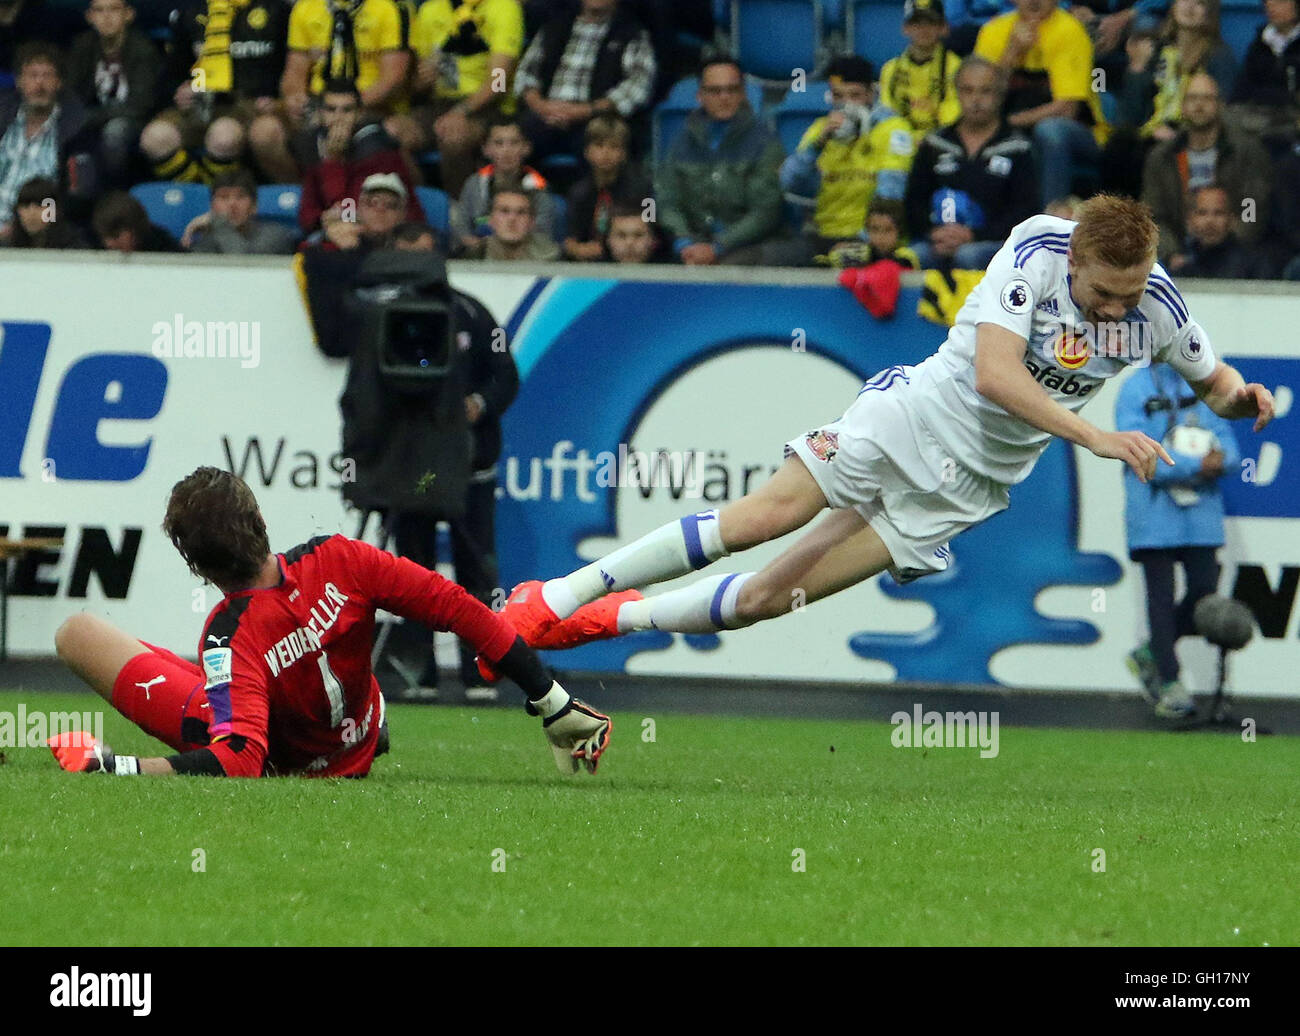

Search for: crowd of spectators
xmin=1 ymin=0 xmax=1298 ymax=277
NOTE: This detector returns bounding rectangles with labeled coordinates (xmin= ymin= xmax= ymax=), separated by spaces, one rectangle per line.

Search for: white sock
xmin=617 ymin=572 xmax=754 ymax=634
xmin=541 ymin=510 xmax=729 ymax=619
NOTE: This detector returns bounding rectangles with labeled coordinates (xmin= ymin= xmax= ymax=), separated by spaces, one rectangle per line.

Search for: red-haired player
xmin=49 ymin=467 xmax=611 ymax=777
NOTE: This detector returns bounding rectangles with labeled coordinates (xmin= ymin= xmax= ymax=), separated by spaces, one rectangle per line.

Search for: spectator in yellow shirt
xmin=390 ymin=0 xmax=524 ymax=195
xmin=773 ymin=55 xmax=917 ymax=266
xmin=880 ymin=0 xmax=962 ymax=140
xmin=281 ymin=0 xmax=409 ymax=120
xmin=975 ymin=0 xmax=1109 ymax=205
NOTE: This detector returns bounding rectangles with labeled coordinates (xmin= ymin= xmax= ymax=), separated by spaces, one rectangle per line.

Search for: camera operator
xmin=1116 ymin=359 xmax=1241 ymax=720
xmin=388 ymin=222 xmax=519 ymax=700
xmin=299 ymin=222 xmax=518 ymax=703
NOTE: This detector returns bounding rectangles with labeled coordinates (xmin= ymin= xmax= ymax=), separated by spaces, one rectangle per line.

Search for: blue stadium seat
xmin=731 ymin=0 xmax=824 ymax=81
xmin=128 ymin=182 xmax=210 ymax=240
xmin=415 ymin=186 xmax=450 ymax=245
xmin=770 ymin=81 xmax=830 ymax=154
xmin=257 ymin=184 xmax=301 ymax=228
xmin=652 ymin=75 xmax=767 ymax=166
xmin=846 ymin=0 xmax=910 ymax=71
xmin=1219 ymin=11 xmax=1261 ymax=62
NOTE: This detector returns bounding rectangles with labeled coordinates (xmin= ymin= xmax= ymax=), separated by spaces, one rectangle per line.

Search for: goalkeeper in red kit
xmin=48 ymin=467 xmax=612 ymax=778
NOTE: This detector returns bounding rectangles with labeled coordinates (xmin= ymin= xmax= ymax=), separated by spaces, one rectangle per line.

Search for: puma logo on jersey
xmin=134 ymin=675 xmax=166 ymax=699
xmin=206 ymin=634 xmax=229 ymax=646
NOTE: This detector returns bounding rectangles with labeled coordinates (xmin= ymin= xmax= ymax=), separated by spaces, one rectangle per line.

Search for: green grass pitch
xmin=1 ymin=689 xmax=1297 ymax=946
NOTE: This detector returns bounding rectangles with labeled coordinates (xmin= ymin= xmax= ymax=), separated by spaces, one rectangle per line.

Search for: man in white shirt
xmin=479 ymin=195 xmax=1274 ymax=663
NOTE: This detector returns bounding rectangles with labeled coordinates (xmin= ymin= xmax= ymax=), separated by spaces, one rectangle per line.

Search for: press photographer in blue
xmin=1116 ymin=359 xmax=1241 ymax=719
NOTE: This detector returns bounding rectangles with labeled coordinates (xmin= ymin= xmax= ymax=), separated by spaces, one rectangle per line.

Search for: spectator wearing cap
xmin=658 ymin=56 xmax=783 ymax=266
xmin=92 ymin=189 xmax=182 ymax=251
xmin=7 ymin=174 xmax=90 ymax=246
xmin=513 ymin=0 xmax=657 ymax=166
xmin=0 ymin=42 xmax=96 ymax=244
xmin=774 ymin=55 xmax=916 ymax=267
xmin=182 ymin=169 xmax=299 ymax=254
xmin=974 ymin=0 xmax=1110 ymax=206
xmin=299 ymin=78 xmax=423 ymax=236
xmin=881 ymin=0 xmax=963 ymax=141
xmin=317 ymin=170 xmax=412 ymax=251
xmin=1142 ymin=71 xmax=1272 ymax=263
xmin=468 ymin=185 xmax=558 ymax=260
xmin=1228 ymin=0 xmax=1300 ymax=142
xmin=904 ymin=55 xmax=1038 ymax=269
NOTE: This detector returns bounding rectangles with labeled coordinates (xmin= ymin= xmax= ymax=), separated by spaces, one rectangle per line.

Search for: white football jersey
xmin=909 ymin=214 xmax=1219 ymax=484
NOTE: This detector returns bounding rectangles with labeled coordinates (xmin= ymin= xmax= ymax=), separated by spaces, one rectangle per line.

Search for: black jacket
xmin=66 ymin=27 xmax=163 ymax=128
xmin=1179 ymin=234 xmax=1273 ymax=279
xmin=564 ymin=161 xmax=653 ymax=248
xmin=904 ymin=121 xmax=1039 ymax=242
xmin=531 ymin=5 xmax=647 ymax=104
xmin=1231 ymin=26 xmax=1300 ymax=107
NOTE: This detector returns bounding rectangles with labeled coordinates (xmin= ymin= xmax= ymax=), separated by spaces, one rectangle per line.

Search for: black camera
xmin=338 ymin=251 xmax=471 ymax=517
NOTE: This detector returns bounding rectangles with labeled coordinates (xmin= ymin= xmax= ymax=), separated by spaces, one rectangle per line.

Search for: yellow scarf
xmin=195 ymin=0 xmax=250 ymax=94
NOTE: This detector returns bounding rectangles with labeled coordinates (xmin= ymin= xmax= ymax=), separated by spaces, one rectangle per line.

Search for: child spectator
xmin=66 ymin=0 xmax=161 ymax=187
xmin=8 ymin=175 xmax=90 ymax=246
xmin=605 ymin=201 xmax=659 ymax=263
xmin=182 ymin=168 xmax=298 ymax=253
xmin=451 ymin=114 xmax=554 ymax=255
xmin=821 ymin=200 xmax=921 ymax=269
xmin=562 ymin=113 xmax=651 ymax=261
xmin=468 ymin=185 xmax=558 ymax=260
xmin=92 ymin=189 xmax=183 ymax=251
xmin=881 ymin=0 xmax=962 ymax=141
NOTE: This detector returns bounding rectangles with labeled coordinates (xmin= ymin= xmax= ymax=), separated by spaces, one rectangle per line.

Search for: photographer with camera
xmin=1116 ymin=359 xmax=1241 ymax=719
xmin=772 ymin=55 xmax=917 ymax=268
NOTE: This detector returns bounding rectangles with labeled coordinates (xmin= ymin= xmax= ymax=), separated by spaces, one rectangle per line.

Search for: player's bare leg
xmin=54 ymin=613 xmax=153 ymax=703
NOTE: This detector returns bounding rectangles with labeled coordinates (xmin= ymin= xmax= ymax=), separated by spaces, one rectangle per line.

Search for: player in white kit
xmin=483 ymin=197 xmax=1274 ymax=698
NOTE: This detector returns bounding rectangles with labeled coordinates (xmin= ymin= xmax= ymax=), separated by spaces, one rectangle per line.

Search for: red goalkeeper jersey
xmin=196 ymin=534 xmax=515 ymax=777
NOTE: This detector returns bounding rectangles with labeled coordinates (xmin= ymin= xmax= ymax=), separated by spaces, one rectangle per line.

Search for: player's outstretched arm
xmin=1192 ymin=361 xmax=1275 ymax=432
xmin=974 ymin=322 xmax=1174 ymax=482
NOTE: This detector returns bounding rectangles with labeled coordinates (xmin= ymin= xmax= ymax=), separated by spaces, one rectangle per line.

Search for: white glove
xmin=528 ymin=682 xmax=612 ymax=775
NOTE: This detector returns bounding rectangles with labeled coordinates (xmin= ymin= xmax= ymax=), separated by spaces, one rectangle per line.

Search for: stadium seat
xmin=415 ymin=186 xmax=450 ymax=246
xmin=771 ymin=81 xmax=830 ymax=154
xmin=128 ymin=182 xmax=210 ymax=240
xmin=652 ymin=75 xmax=767 ymax=166
xmin=845 ymin=0 xmax=910 ymax=71
xmin=731 ymin=0 xmax=824 ymax=81
xmin=1219 ymin=11 xmax=1261 ymax=62
xmin=257 ymin=184 xmax=301 ymax=228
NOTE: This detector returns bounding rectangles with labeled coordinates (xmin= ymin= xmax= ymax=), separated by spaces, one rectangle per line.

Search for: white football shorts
xmin=784 ymin=365 xmax=1011 ymax=582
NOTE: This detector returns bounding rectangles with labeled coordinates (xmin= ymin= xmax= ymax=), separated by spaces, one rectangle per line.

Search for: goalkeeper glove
xmin=48 ymin=731 xmax=140 ymax=775
xmin=527 ymin=683 xmax=611 ymax=775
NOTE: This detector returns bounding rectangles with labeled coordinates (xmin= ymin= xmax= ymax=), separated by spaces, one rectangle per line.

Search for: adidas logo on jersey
xmin=1023 ymin=358 xmax=1095 ymax=396
xmin=1036 ymin=298 xmax=1060 ymax=317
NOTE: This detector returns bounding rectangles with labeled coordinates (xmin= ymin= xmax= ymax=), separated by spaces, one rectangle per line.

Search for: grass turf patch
xmin=1 ymin=690 xmax=1296 ymax=946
